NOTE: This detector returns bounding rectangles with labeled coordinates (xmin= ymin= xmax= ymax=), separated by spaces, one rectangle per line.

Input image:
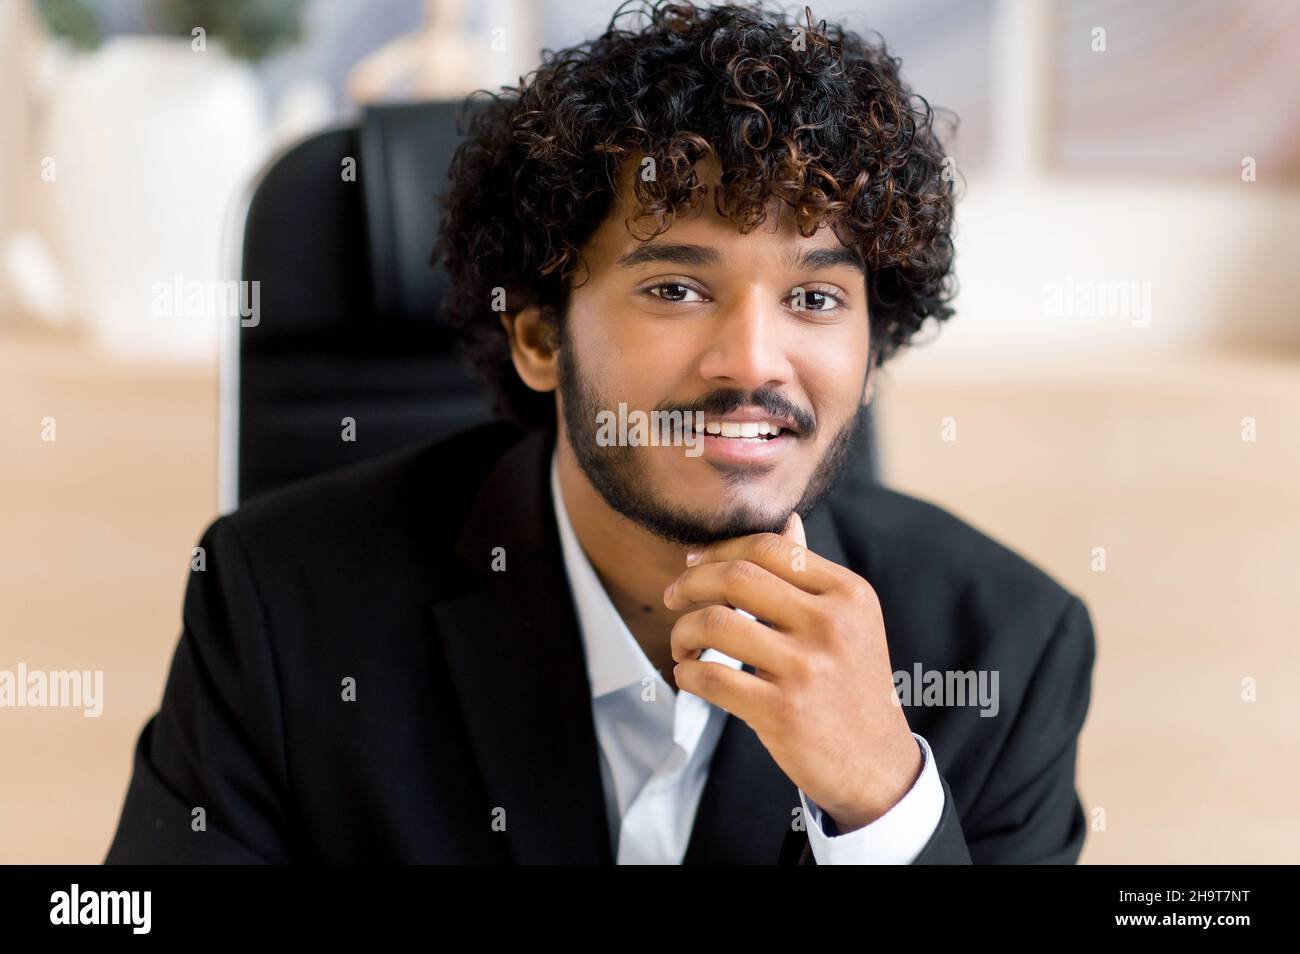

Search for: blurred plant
xmin=35 ymin=0 xmax=308 ymax=61
xmin=35 ymin=0 xmax=101 ymax=50
xmin=152 ymin=0 xmax=308 ymax=61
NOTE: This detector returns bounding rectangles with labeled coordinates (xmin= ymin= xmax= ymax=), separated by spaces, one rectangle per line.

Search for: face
xmin=542 ymin=159 xmax=874 ymax=546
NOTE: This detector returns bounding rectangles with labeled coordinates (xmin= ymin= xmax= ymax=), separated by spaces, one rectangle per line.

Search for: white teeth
xmin=697 ymin=419 xmax=788 ymax=438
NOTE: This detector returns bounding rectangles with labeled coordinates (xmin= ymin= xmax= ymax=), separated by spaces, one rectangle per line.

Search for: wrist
xmin=826 ymin=734 xmax=923 ymax=833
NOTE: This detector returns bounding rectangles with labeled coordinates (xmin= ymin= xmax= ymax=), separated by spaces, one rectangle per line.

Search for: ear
xmin=500 ymin=305 xmax=559 ymax=394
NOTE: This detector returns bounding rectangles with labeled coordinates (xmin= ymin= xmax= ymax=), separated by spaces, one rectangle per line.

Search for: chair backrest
xmin=228 ymin=102 xmax=495 ymax=506
xmin=223 ymin=100 xmax=879 ymax=509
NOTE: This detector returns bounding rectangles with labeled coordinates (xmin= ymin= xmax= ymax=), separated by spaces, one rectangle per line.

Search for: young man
xmin=106 ymin=1 xmax=1094 ymax=864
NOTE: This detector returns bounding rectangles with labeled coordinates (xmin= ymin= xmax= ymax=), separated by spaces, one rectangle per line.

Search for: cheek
xmin=571 ymin=300 xmax=699 ymax=395
xmin=565 ymin=296 xmax=614 ymax=356
xmin=562 ymin=301 xmax=621 ymax=393
xmin=798 ymin=342 xmax=868 ymax=416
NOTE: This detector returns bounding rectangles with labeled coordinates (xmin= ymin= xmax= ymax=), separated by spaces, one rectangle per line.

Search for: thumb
xmin=781 ymin=510 xmax=807 ymax=550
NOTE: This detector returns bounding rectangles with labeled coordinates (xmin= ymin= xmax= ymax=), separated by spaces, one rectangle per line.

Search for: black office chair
xmin=221 ymin=101 xmax=879 ymax=509
xmin=222 ymin=101 xmax=494 ymax=507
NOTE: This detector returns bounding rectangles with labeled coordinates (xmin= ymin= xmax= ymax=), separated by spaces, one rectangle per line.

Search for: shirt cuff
xmin=799 ymin=732 xmax=945 ymax=864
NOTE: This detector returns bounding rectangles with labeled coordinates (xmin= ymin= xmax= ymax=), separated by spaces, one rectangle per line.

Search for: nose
xmin=695 ymin=288 xmax=794 ymax=392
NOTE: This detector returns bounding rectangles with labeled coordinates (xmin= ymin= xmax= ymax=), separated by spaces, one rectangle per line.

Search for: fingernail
xmin=685 ymin=549 xmax=701 ymax=565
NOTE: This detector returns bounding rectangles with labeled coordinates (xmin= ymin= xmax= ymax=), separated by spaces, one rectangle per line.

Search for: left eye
xmin=792 ymin=289 xmax=841 ymax=312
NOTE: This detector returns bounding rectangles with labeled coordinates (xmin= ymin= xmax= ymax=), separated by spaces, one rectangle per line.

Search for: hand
xmin=663 ymin=512 xmax=922 ymax=832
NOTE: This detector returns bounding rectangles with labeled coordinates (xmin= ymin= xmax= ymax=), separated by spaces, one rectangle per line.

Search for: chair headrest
xmin=358 ymin=101 xmax=474 ymax=329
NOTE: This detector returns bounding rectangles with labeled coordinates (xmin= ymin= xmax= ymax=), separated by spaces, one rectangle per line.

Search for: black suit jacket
xmin=105 ymin=421 xmax=1095 ymax=864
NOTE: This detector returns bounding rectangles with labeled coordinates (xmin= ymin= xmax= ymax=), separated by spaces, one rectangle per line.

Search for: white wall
xmin=939 ymin=174 xmax=1300 ymax=356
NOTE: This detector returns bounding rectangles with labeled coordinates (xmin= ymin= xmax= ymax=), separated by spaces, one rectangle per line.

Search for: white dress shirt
xmin=549 ymin=449 xmax=946 ymax=864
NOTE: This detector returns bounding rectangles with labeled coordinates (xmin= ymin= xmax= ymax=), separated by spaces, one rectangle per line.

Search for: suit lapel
xmin=430 ymin=428 xmax=613 ymax=864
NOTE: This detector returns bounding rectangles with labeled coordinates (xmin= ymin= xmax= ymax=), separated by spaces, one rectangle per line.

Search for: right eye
xmin=643 ymin=282 xmax=707 ymax=304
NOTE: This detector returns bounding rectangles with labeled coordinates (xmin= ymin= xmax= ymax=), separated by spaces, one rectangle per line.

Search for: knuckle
xmin=845 ymin=577 xmax=879 ymax=609
xmin=786 ymin=651 xmax=817 ymax=685
xmin=723 ymin=560 xmax=757 ymax=588
xmin=752 ymin=532 xmax=785 ymax=562
xmin=774 ymin=684 xmax=807 ymax=726
xmin=702 ymin=603 xmax=735 ymax=631
xmin=812 ymin=602 xmax=842 ymax=636
xmin=696 ymin=661 xmax=722 ymax=692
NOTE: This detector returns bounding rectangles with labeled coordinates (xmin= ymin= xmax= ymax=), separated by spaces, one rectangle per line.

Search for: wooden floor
xmin=2 ymin=326 xmax=1296 ymax=863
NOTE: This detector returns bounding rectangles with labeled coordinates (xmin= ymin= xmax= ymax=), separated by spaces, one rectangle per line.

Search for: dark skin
xmin=501 ymin=157 xmax=919 ymax=832
xmin=606 ymin=590 xmax=679 ymax=691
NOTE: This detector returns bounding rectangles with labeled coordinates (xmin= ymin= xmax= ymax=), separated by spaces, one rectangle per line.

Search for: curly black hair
xmin=434 ymin=0 xmax=958 ymax=430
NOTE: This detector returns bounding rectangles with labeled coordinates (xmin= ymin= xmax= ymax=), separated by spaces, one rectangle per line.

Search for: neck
xmin=554 ymin=430 xmax=690 ymax=668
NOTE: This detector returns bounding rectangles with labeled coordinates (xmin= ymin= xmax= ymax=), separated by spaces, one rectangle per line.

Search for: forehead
xmin=580 ymin=153 xmax=856 ymax=275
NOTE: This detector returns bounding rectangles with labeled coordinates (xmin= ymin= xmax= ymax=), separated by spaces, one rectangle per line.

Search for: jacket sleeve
xmin=792 ymin=595 xmax=1095 ymax=865
xmin=104 ymin=516 xmax=294 ymax=863
xmin=961 ymin=595 xmax=1096 ymax=864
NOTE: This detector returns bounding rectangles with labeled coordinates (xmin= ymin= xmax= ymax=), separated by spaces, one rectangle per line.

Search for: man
xmin=106 ymin=0 xmax=1094 ymax=864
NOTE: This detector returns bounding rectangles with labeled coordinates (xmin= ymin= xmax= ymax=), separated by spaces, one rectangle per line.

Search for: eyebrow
xmin=615 ymin=241 xmax=866 ymax=275
xmin=791 ymin=246 xmax=867 ymax=275
xmin=616 ymin=242 xmax=721 ymax=269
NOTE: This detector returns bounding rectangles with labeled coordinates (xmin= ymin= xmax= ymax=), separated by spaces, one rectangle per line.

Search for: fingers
xmin=664 ymin=557 xmax=812 ymax=628
xmin=682 ymin=528 xmax=845 ymax=597
xmin=670 ymin=603 xmax=800 ymax=675
xmin=673 ymin=656 xmax=781 ymax=724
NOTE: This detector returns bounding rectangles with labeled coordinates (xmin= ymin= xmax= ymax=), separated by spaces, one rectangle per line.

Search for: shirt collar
xmin=550 ymin=446 xmax=746 ymax=701
xmin=551 ymin=447 xmax=664 ymax=699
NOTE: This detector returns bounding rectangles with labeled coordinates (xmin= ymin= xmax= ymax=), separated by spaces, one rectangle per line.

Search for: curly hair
xmin=433 ymin=0 xmax=958 ymax=430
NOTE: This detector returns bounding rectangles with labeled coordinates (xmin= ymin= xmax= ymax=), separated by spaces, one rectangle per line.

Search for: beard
xmin=556 ymin=335 xmax=869 ymax=547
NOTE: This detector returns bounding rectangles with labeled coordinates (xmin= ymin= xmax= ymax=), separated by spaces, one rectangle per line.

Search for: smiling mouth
xmin=691 ymin=419 xmax=794 ymax=440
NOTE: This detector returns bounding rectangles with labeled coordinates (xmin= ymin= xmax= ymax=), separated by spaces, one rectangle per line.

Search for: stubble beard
xmin=556 ymin=337 xmax=869 ymax=547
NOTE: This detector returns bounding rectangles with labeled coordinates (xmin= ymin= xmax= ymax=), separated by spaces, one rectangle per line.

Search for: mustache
xmin=655 ymin=388 xmax=816 ymax=435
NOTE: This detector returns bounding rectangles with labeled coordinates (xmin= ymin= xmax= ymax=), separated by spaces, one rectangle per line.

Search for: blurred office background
xmin=1 ymin=0 xmax=1297 ymax=862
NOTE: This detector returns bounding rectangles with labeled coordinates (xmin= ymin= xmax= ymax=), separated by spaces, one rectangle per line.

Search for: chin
xmin=687 ymin=500 xmax=792 ymax=537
